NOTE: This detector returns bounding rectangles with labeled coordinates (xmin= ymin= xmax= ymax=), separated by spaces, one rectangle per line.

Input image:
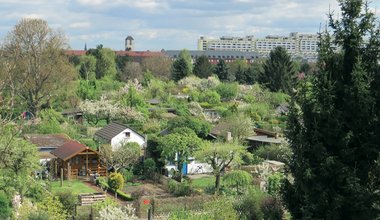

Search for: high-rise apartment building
xmin=198 ymin=32 xmax=319 ymax=60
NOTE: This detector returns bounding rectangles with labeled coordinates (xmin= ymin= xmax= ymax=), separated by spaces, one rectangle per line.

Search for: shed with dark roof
xmin=94 ymin=121 xmax=146 ymax=151
xmin=24 ymin=134 xmax=71 ymax=162
xmin=51 ymin=141 xmax=107 ymax=180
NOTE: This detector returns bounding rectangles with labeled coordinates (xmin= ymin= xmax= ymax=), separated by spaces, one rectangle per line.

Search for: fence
xmin=78 ymin=193 xmax=106 ymax=206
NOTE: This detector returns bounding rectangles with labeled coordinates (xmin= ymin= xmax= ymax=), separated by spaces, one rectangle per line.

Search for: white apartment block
xmin=198 ymin=32 xmax=319 ymax=60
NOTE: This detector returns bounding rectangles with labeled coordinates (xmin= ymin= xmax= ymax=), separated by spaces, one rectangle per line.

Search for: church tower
xmin=125 ymin=36 xmax=134 ymax=51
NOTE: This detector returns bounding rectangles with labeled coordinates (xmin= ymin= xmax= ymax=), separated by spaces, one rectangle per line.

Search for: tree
xmin=2 ymin=18 xmax=76 ymax=116
xmin=223 ymin=170 xmax=252 ymax=194
xmin=87 ymin=45 xmax=117 ymax=79
xmin=0 ymin=121 xmax=39 ymax=198
xmin=142 ymin=56 xmax=172 ymax=80
xmin=121 ymin=62 xmax=143 ymax=82
xmin=171 ymin=57 xmax=191 ymax=81
xmin=178 ymin=49 xmax=193 ymax=74
xmin=79 ymin=96 xmax=121 ymax=125
xmin=108 ymin=172 xmax=124 ymax=199
xmin=215 ymin=82 xmax=239 ymax=101
xmin=78 ymin=55 xmax=97 ymax=81
xmin=159 ymin=127 xmax=203 ymax=182
xmin=193 ymin=55 xmax=214 ymax=78
xmin=283 ymin=1 xmax=380 ymax=219
xmin=167 ymin=116 xmax=211 ymax=138
xmin=99 ymin=142 xmax=140 ymax=172
xmin=230 ymin=59 xmax=248 ymax=83
xmin=195 ymin=142 xmax=245 ymax=194
xmin=0 ymin=191 xmax=11 ymax=219
xmin=218 ymin=113 xmax=252 ymax=143
xmin=215 ymin=59 xmax=230 ymax=81
xmin=259 ymin=46 xmax=296 ymax=94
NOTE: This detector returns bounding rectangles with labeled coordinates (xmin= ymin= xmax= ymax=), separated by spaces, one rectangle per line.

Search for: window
xmin=125 ymin=132 xmax=131 ymax=138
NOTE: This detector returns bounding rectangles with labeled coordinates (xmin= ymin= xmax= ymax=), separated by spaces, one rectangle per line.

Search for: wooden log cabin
xmin=51 ymin=141 xmax=107 ymax=180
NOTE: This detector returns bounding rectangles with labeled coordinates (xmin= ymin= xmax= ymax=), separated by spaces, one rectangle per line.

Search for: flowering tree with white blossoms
xmin=79 ymin=95 xmax=122 ymax=125
xmin=98 ymin=204 xmax=137 ymax=220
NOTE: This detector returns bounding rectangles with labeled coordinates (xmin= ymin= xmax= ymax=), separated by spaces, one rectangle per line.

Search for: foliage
xmin=223 ymin=170 xmax=253 ymax=194
xmin=193 ymin=55 xmax=214 ymax=78
xmin=178 ymin=49 xmax=193 ymax=75
xmin=98 ymin=205 xmax=138 ymax=220
xmin=215 ymin=59 xmax=230 ymax=81
xmin=234 ymin=186 xmax=267 ymax=220
xmin=36 ymin=108 xmax=64 ymax=134
xmin=87 ymin=45 xmax=117 ymax=79
xmin=77 ymin=79 xmax=100 ymax=100
xmin=143 ymin=158 xmax=156 ymax=179
xmin=284 ymin=1 xmax=380 ymax=219
xmin=159 ymin=127 xmax=203 ymax=181
xmin=204 ymin=196 xmax=239 ymax=220
xmin=142 ymin=56 xmax=172 ymax=80
xmin=260 ymin=196 xmax=284 ymax=220
xmin=267 ymin=172 xmax=284 ymax=197
xmin=215 ymin=82 xmax=239 ymax=101
xmin=198 ymin=90 xmax=221 ymax=105
xmin=121 ymin=168 xmax=134 ymax=183
xmin=121 ymin=61 xmax=143 ymax=81
xmin=195 ymin=142 xmax=245 ymax=194
xmin=36 ymin=195 xmax=69 ymax=220
xmin=99 ymin=142 xmax=141 ymax=172
xmin=2 ymin=18 xmax=76 ymax=115
xmin=108 ymin=172 xmax=125 ymax=197
xmin=93 ymin=197 xmax=118 ymax=211
xmin=78 ymin=54 xmax=97 ymax=81
xmin=55 ymin=191 xmax=78 ymax=215
xmin=171 ymin=58 xmax=191 ymax=82
xmin=79 ymin=95 xmax=121 ymax=125
xmin=242 ymin=152 xmax=264 ymax=165
xmin=167 ymin=116 xmax=211 ymax=139
xmin=259 ymin=46 xmax=296 ymax=94
xmin=255 ymin=144 xmax=292 ymax=163
xmin=168 ymin=179 xmax=193 ymax=196
xmin=218 ymin=113 xmax=252 ymax=143
xmin=0 ymin=191 xmax=11 ymax=219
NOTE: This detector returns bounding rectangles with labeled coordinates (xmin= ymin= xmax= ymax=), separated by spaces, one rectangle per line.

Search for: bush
xmin=168 ymin=179 xmax=192 ymax=197
xmin=143 ymin=158 xmax=156 ymax=179
xmin=108 ymin=173 xmax=124 ymax=195
xmin=261 ymin=197 xmax=283 ymax=220
xmin=242 ymin=152 xmax=264 ymax=165
xmin=215 ymin=82 xmax=239 ymax=101
xmin=55 ymin=191 xmax=78 ymax=214
xmin=0 ymin=191 xmax=11 ymax=219
xmin=121 ymin=168 xmax=134 ymax=183
xmin=198 ymin=90 xmax=221 ymax=105
xmin=223 ymin=170 xmax=253 ymax=194
xmin=255 ymin=144 xmax=292 ymax=163
xmin=234 ymin=186 xmax=267 ymax=220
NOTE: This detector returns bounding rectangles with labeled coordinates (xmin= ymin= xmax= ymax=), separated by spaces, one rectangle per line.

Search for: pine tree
xmin=193 ymin=55 xmax=214 ymax=78
xmin=259 ymin=46 xmax=295 ymax=94
xmin=283 ymin=1 xmax=380 ymax=219
xmin=215 ymin=59 xmax=230 ymax=81
xmin=171 ymin=57 xmax=190 ymax=81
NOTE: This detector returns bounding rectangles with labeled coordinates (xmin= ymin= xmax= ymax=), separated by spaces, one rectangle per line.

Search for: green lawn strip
xmin=50 ymin=180 xmax=97 ymax=195
xmin=191 ymin=177 xmax=215 ymax=191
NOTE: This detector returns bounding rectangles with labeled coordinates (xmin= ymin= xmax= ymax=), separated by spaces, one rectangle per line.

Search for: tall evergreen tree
xmin=171 ymin=57 xmax=190 ymax=81
xmin=178 ymin=49 xmax=193 ymax=75
xmin=283 ymin=1 xmax=380 ymax=219
xmin=215 ymin=59 xmax=230 ymax=81
xmin=259 ymin=46 xmax=295 ymax=94
xmin=193 ymin=55 xmax=214 ymax=78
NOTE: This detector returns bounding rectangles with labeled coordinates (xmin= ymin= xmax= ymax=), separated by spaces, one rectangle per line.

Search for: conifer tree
xmin=193 ymin=55 xmax=214 ymax=78
xmin=215 ymin=59 xmax=230 ymax=81
xmin=283 ymin=1 xmax=380 ymax=219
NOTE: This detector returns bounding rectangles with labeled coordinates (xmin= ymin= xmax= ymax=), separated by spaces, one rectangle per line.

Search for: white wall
xmin=110 ymin=128 xmax=145 ymax=151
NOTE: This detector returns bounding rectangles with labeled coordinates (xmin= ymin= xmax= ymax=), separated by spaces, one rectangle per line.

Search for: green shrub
xmin=234 ymin=186 xmax=267 ymax=220
xmin=242 ymin=152 xmax=264 ymax=165
xmin=0 ymin=191 xmax=11 ymax=219
xmin=55 ymin=191 xmax=78 ymax=214
xmin=108 ymin=173 xmax=124 ymax=194
xmin=168 ymin=179 xmax=192 ymax=197
xmin=143 ymin=158 xmax=157 ymax=180
xmin=215 ymin=82 xmax=238 ymax=101
xmin=255 ymin=144 xmax=292 ymax=163
xmin=261 ymin=197 xmax=283 ymax=220
xmin=121 ymin=169 xmax=134 ymax=183
xmin=223 ymin=170 xmax=253 ymax=194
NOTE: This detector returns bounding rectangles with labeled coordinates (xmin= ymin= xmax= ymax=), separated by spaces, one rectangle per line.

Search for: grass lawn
xmin=50 ymin=180 xmax=97 ymax=195
xmin=192 ymin=176 xmax=215 ymax=191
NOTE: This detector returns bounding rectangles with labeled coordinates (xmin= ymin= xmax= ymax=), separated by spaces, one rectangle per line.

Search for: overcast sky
xmin=0 ymin=0 xmax=379 ymax=51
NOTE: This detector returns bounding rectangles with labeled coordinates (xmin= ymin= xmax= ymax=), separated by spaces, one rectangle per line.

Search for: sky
xmin=0 ymin=0 xmax=379 ymax=51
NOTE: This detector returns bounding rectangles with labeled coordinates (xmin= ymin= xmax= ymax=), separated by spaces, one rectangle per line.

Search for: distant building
xmin=198 ymin=32 xmax=320 ymax=61
xmin=125 ymin=36 xmax=134 ymax=51
xmin=163 ymin=50 xmax=262 ymax=64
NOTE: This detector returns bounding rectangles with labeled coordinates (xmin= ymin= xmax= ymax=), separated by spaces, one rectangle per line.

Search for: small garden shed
xmin=51 ymin=141 xmax=107 ymax=180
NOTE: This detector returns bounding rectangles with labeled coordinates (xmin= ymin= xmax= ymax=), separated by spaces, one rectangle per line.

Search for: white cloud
xmin=69 ymin=22 xmax=91 ymax=29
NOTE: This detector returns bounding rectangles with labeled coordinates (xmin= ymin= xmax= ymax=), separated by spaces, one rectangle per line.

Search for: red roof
xmin=64 ymin=50 xmax=165 ymax=58
xmin=51 ymin=141 xmax=89 ymax=161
